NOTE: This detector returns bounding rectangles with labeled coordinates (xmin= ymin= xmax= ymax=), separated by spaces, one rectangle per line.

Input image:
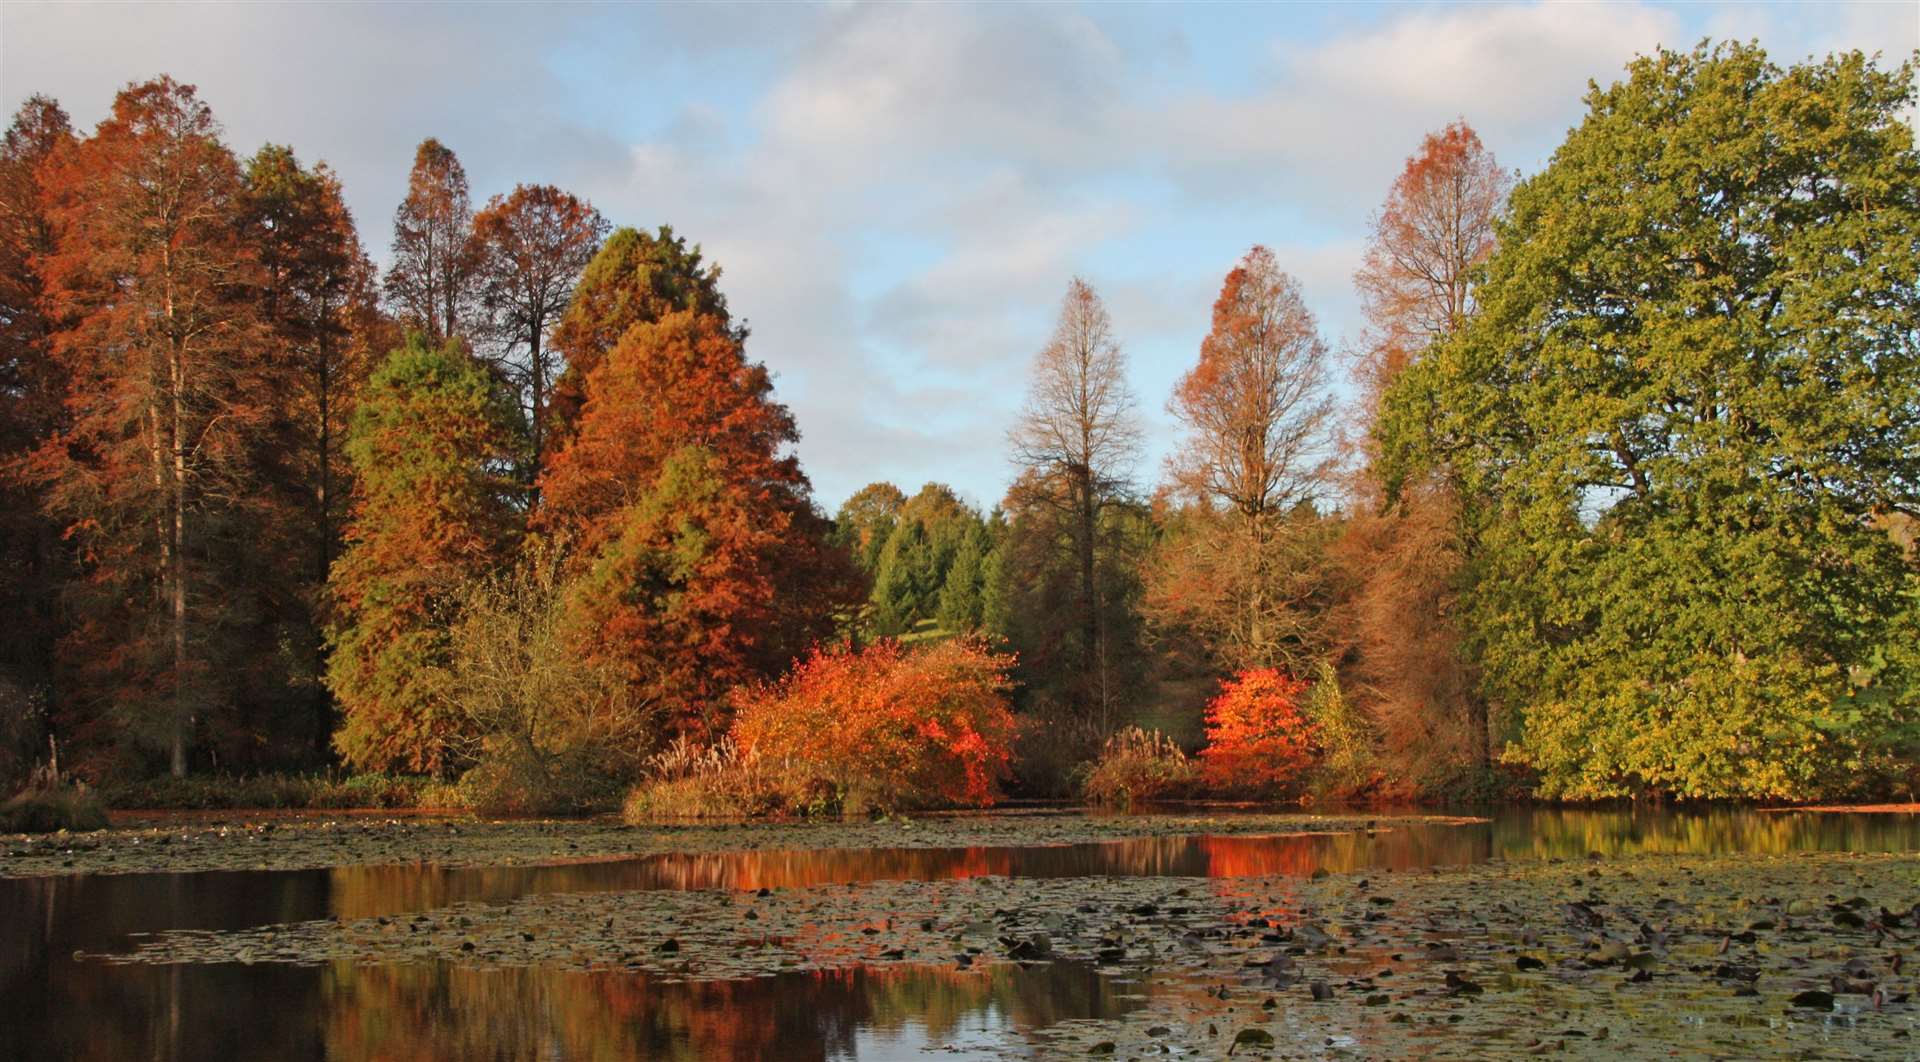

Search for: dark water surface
xmin=6 ymin=808 xmax=1918 ymax=1059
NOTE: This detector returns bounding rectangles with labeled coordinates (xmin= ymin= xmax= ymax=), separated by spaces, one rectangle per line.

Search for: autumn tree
xmin=1336 ymin=122 xmax=1510 ymax=780
xmin=0 ymin=96 xmax=73 ymax=783
xmin=1351 ymin=120 xmax=1511 ymax=425
xmin=36 ymin=78 xmax=280 ymax=777
xmin=327 ymin=336 xmax=516 ymax=775
xmin=1382 ymin=44 xmax=1920 ymax=799
xmin=470 ymin=184 xmax=609 ymax=486
xmin=541 ymin=309 xmax=857 ymax=734
xmin=1151 ymin=247 xmax=1334 ymax=672
xmin=238 ymin=145 xmax=384 ymax=754
xmin=1008 ymin=278 xmax=1141 ymax=721
xmin=1198 ymin=668 xmax=1317 ymax=796
xmin=384 ymin=138 xmax=476 ymax=342
xmin=546 ymin=225 xmax=735 ymax=443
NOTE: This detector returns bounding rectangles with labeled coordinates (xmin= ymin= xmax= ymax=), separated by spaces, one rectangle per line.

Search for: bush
xmin=1 ymin=783 xmax=108 ymax=833
xmin=101 ymin=771 xmax=439 ymax=810
xmin=1302 ymin=661 xmax=1378 ymax=799
xmin=623 ymin=736 xmax=780 ymax=820
xmin=734 ymin=638 xmax=1018 ymax=814
xmin=1198 ymin=668 xmax=1317 ymax=797
xmin=1081 ymin=727 xmax=1198 ymax=808
xmin=437 ymin=546 xmax=655 ymax=814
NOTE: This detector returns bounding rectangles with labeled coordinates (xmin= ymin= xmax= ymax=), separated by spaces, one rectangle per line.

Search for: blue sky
xmin=4 ymin=1 xmax=1915 ymax=511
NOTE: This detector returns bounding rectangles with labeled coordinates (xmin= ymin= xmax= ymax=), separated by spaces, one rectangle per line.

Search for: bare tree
xmin=1009 ymin=278 xmax=1141 ymax=726
xmin=384 ymin=138 xmax=476 ymax=342
xmin=471 ymin=184 xmax=609 ymax=491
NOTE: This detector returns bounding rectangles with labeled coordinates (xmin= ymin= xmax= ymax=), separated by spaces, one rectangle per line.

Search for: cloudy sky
xmin=4 ymin=1 xmax=1915 ymax=509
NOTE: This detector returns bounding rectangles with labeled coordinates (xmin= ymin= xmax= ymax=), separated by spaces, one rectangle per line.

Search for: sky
xmin=4 ymin=1 xmax=1916 ymax=511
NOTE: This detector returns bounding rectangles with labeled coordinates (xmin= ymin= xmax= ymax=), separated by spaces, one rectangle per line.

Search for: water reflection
xmin=5 ymin=807 xmax=1919 ymax=1060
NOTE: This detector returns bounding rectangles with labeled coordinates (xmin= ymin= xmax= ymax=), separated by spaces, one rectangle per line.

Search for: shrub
xmin=1 ymin=784 xmax=108 ymax=833
xmin=1198 ymin=668 xmax=1317 ymax=797
xmin=438 ymin=546 xmax=656 ymax=814
xmin=622 ymin=736 xmax=780 ymax=820
xmin=734 ymin=638 xmax=1017 ymax=814
xmin=1301 ymin=661 xmax=1378 ymax=799
xmin=1081 ymin=727 xmax=1198 ymax=808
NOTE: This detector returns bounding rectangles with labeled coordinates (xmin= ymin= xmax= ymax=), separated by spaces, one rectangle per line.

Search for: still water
xmin=5 ymin=808 xmax=1919 ymax=1060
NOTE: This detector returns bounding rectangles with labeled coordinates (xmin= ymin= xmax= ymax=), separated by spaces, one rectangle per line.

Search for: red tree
xmin=543 ymin=310 xmax=858 ymax=733
xmin=1198 ymin=668 xmax=1317 ymax=795
xmin=36 ymin=78 xmax=278 ymax=777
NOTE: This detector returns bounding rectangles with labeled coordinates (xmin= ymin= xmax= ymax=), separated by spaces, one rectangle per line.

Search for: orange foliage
xmin=1197 ymin=668 xmax=1316 ymax=795
xmin=733 ymin=639 xmax=1017 ymax=812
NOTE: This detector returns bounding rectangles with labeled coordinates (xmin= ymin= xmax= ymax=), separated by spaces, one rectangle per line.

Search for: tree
xmin=1198 ymin=668 xmax=1317 ymax=796
xmin=1158 ymin=248 xmax=1334 ymax=670
xmin=0 ymin=95 xmax=73 ymax=784
xmin=546 ymin=225 xmax=735 ymax=442
xmin=1382 ymin=44 xmax=1920 ymax=800
xmin=541 ymin=310 xmax=857 ymax=733
xmin=832 ymin=481 xmax=907 ymax=576
xmin=240 ymin=145 xmax=382 ymax=756
xmin=384 ymin=138 xmax=476 ymax=342
xmin=37 ymin=78 xmax=276 ymax=777
xmin=937 ymin=523 xmax=991 ymax=633
xmin=1337 ymin=121 xmax=1510 ymax=778
xmin=1352 ymin=120 xmax=1511 ymax=424
xmin=1169 ymin=247 xmax=1331 ymax=518
xmin=327 ymin=336 xmax=515 ymax=775
xmin=1009 ymin=278 xmax=1140 ymax=721
xmin=470 ymin=184 xmax=609 ymax=487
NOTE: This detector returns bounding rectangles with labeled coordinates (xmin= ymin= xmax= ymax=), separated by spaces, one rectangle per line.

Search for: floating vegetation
xmin=89 ymin=848 xmax=1920 ymax=1058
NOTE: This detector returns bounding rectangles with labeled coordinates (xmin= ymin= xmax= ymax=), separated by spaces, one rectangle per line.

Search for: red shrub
xmin=733 ymin=638 xmax=1017 ymax=812
xmin=1199 ymin=668 xmax=1317 ymax=796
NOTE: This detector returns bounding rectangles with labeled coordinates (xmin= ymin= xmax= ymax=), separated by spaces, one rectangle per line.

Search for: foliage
xmin=546 ymin=224 xmax=736 ymax=441
xmin=326 ymin=336 xmax=517 ymax=775
xmin=866 ymin=483 xmax=986 ymax=636
xmin=435 ymin=544 xmax=650 ymax=813
xmin=1080 ymin=727 xmax=1197 ymax=808
xmin=1198 ymin=668 xmax=1318 ymax=797
xmin=832 ymin=482 xmax=907 ymax=577
xmin=1381 ymin=43 xmax=1920 ymax=800
xmin=1300 ymin=661 xmax=1377 ymax=798
xmin=734 ymin=639 xmax=1018 ymax=813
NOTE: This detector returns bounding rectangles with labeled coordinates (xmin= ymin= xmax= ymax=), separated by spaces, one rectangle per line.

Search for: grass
xmin=101 ymin=771 xmax=458 ymax=811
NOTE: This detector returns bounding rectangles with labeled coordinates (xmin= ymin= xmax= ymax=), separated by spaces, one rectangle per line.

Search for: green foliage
xmin=1302 ymin=661 xmax=1377 ymax=798
xmin=937 ymin=524 xmax=990 ymax=632
xmin=1381 ymin=43 xmax=1920 ymax=800
xmin=325 ymin=336 xmax=517 ymax=776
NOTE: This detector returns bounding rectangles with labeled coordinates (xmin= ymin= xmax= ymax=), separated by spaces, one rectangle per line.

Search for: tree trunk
xmin=168 ymin=329 xmax=189 ymax=779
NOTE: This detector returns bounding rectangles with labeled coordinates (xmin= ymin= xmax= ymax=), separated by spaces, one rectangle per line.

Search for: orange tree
xmin=1198 ymin=668 xmax=1317 ymax=796
xmin=733 ymin=638 xmax=1017 ymax=812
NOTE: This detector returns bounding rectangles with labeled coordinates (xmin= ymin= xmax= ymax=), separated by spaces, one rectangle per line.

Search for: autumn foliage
xmin=1198 ymin=668 xmax=1317 ymax=796
xmin=733 ymin=639 xmax=1018 ymax=813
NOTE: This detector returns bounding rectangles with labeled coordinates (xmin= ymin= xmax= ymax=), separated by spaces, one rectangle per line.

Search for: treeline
xmin=2 ymin=41 xmax=1916 ymax=808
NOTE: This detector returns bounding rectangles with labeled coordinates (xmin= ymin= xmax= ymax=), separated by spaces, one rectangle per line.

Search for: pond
xmin=5 ymin=807 xmax=1919 ymax=1059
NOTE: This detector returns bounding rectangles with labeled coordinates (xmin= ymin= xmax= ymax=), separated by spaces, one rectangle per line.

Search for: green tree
xmin=832 ymin=481 xmax=907 ymax=576
xmin=326 ymin=336 xmax=515 ymax=775
xmin=1382 ymin=43 xmax=1920 ymax=800
xmin=938 ymin=523 xmax=990 ymax=632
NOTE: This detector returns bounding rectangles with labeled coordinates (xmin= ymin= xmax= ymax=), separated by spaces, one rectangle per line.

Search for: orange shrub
xmin=1198 ymin=668 xmax=1317 ymax=796
xmin=732 ymin=638 xmax=1017 ymax=813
